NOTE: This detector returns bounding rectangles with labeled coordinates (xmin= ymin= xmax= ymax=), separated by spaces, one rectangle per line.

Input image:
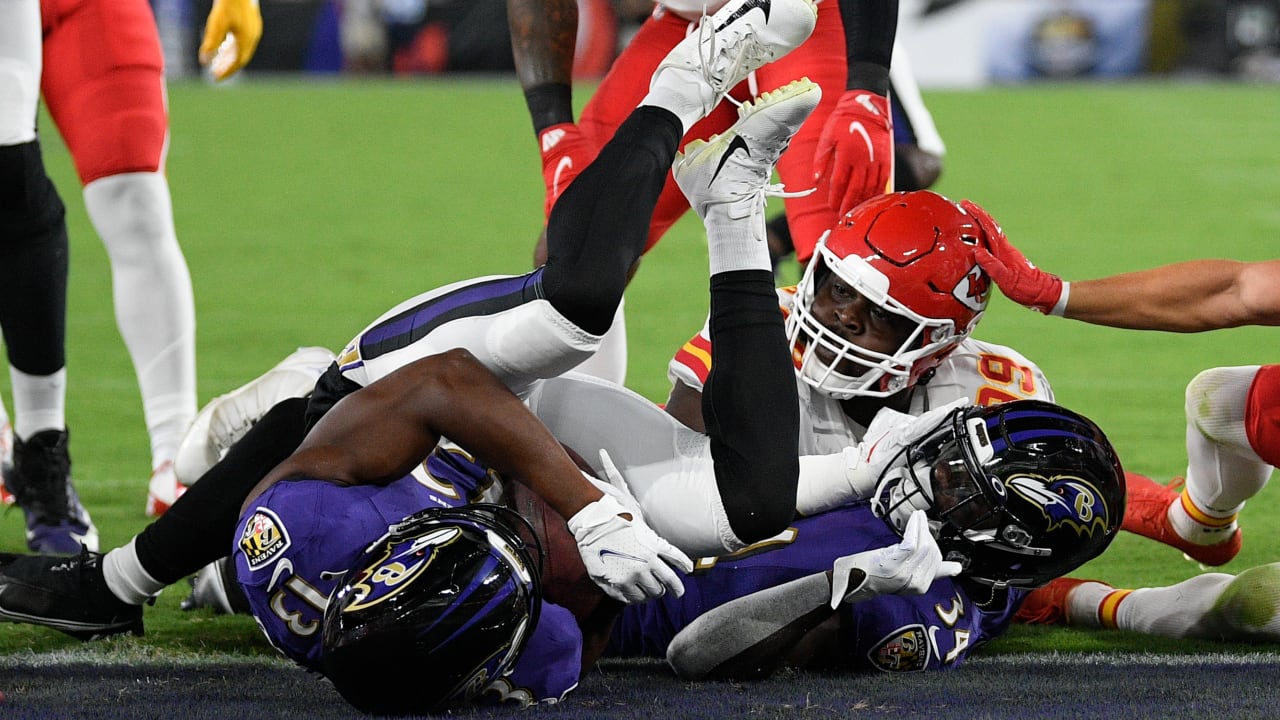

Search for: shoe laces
xmin=693 ymin=14 xmax=768 ymax=110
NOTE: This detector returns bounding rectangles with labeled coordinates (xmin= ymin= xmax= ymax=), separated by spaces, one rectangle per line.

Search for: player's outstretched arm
xmin=199 ymin=0 xmax=262 ymax=81
xmin=1063 ymin=260 xmax=1280 ymax=332
xmin=250 ymin=349 xmax=595 ymax=512
xmin=970 ymin=199 xmax=1280 ymax=331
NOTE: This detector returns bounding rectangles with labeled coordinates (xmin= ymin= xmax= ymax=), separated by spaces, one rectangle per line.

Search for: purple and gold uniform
xmin=233 ymin=448 xmax=583 ymax=704
xmin=608 ymin=502 xmax=1025 ymax=673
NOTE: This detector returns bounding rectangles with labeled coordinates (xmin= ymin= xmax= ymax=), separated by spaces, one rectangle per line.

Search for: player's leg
xmin=1123 ymin=366 xmax=1271 ymax=565
xmin=552 ymin=2 xmax=808 ymax=384
xmin=1024 ymin=565 xmax=1280 ymax=642
xmin=538 ymin=0 xmax=819 ymax=337
xmin=1171 ymin=365 xmax=1274 ymax=540
xmin=0 ymin=396 xmax=311 ymax=639
xmin=41 ymin=0 xmax=197 ymax=517
xmin=0 ymin=0 xmax=97 ymax=556
xmin=676 ymin=80 xmax=820 ymax=544
xmin=526 ymin=80 xmax=821 ymax=555
xmin=0 ymin=0 xmax=96 ymax=554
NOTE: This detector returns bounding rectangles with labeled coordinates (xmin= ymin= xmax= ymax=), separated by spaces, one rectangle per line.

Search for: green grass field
xmin=2 ymin=77 xmax=1279 ymax=667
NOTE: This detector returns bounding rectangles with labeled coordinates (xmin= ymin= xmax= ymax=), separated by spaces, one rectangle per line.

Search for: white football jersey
xmin=668 ymin=287 xmax=1054 ymax=455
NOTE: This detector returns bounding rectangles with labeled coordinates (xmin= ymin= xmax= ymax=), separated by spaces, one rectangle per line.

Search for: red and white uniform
xmin=669 ymin=286 xmax=1054 ymax=452
xmin=40 ymin=0 xmax=169 ymax=184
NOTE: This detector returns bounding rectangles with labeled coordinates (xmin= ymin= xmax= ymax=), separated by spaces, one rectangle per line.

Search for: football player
xmin=627 ymin=400 xmax=1126 ymax=678
xmin=0 ymin=0 xmax=237 ymax=550
xmin=0 ymin=0 xmax=833 ymax=680
xmin=514 ymin=0 xmax=901 ymax=382
xmin=977 ymin=235 xmax=1280 ymax=566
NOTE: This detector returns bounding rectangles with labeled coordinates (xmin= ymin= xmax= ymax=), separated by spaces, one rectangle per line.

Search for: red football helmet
xmin=785 ymin=190 xmax=992 ymax=399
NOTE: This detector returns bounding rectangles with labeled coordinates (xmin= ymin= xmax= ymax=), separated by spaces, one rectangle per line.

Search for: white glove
xmin=567 ymin=494 xmax=694 ymax=604
xmin=594 ymin=449 xmax=643 ymax=518
xmin=829 ymin=509 xmax=963 ymax=608
xmin=844 ymin=398 xmax=972 ymax=498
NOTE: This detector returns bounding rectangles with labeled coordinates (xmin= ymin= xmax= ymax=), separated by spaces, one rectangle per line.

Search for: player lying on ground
xmin=186 ymin=398 xmax=1127 ymax=679
xmin=613 ymin=399 xmax=1126 ymax=678
xmin=0 ymin=0 xmax=898 ymax=708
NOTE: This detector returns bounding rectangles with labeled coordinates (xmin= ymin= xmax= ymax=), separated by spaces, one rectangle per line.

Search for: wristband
xmin=1049 ymin=282 xmax=1070 ymax=317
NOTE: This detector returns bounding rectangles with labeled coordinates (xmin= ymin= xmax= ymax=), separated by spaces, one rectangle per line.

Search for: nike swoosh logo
xmin=599 ymin=548 xmax=647 ymax=564
xmin=553 ymin=156 xmax=573 ymax=197
xmin=715 ymin=0 xmax=771 ymax=33
xmin=848 ymin=122 xmax=874 ymax=159
xmin=710 ymin=135 xmax=751 ymax=184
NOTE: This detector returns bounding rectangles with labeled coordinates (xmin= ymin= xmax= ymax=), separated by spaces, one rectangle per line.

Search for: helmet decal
xmin=321 ymin=504 xmax=542 ymax=715
xmin=1007 ymin=473 xmax=1113 ymax=539
xmin=344 ymin=526 xmax=463 ymax=613
xmin=952 ymin=264 xmax=990 ymax=312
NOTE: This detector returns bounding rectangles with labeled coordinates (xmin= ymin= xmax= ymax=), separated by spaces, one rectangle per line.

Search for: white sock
xmin=84 ymin=172 xmax=198 ymax=470
xmin=0 ymin=394 xmax=11 ymax=465
xmin=1064 ymin=580 xmax=1115 ymax=628
xmin=706 ymin=209 xmax=771 ymax=275
xmin=1181 ymin=365 xmax=1271 ymax=515
xmin=103 ymin=538 xmax=167 ymax=605
xmin=9 ymin=366 xmax=66 ymax=439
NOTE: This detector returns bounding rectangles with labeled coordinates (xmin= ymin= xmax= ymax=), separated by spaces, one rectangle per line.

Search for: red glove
xmin=539 ymin=122 xmax=597 ymax=219
xmin=814 ymin=90 xmax=893 ymax=217
xmin=963 ymin=199 xmax=1066 ymax=315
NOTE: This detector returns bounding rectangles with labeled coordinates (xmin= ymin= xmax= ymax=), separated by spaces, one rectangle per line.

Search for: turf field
xmin=2 ymin=77 xmax=1279 ymax=717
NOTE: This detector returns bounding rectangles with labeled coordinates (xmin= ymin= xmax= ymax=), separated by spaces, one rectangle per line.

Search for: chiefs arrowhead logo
xmin=952 ymin=264 xmax=990 ymax=312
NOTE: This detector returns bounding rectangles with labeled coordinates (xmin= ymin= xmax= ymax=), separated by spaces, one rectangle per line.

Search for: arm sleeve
xmin=837 ymin=0 xmax=897 ymax=92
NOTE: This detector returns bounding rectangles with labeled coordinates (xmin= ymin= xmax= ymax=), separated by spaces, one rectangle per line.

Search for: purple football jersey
xmin=609 ymin=501 xmax=1025 ymax=672
xmin=232 ymin=448 xmax=582 ymax=703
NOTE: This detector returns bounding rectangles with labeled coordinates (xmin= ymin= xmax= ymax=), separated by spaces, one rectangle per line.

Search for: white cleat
xmin=173 ymin=346 xmax=336 ymax=487
xmin=652 ymin=0 xmax=819 ymax=117
xmin=674 ymin=78 xmax=822 ymax=226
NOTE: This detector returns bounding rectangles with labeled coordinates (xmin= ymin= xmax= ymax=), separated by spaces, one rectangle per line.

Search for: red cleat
xmin=1121 ymin=471 xmax=1241 ymax=566
xmin=1015 ymin=577 xmax=1090 ymax=625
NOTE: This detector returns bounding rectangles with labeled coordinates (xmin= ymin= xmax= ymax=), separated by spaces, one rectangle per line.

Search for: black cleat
xmin=6 ymin=429 xmax=98 ymax=554
xmin=0 ymin=548 xmax=143 ymax=640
